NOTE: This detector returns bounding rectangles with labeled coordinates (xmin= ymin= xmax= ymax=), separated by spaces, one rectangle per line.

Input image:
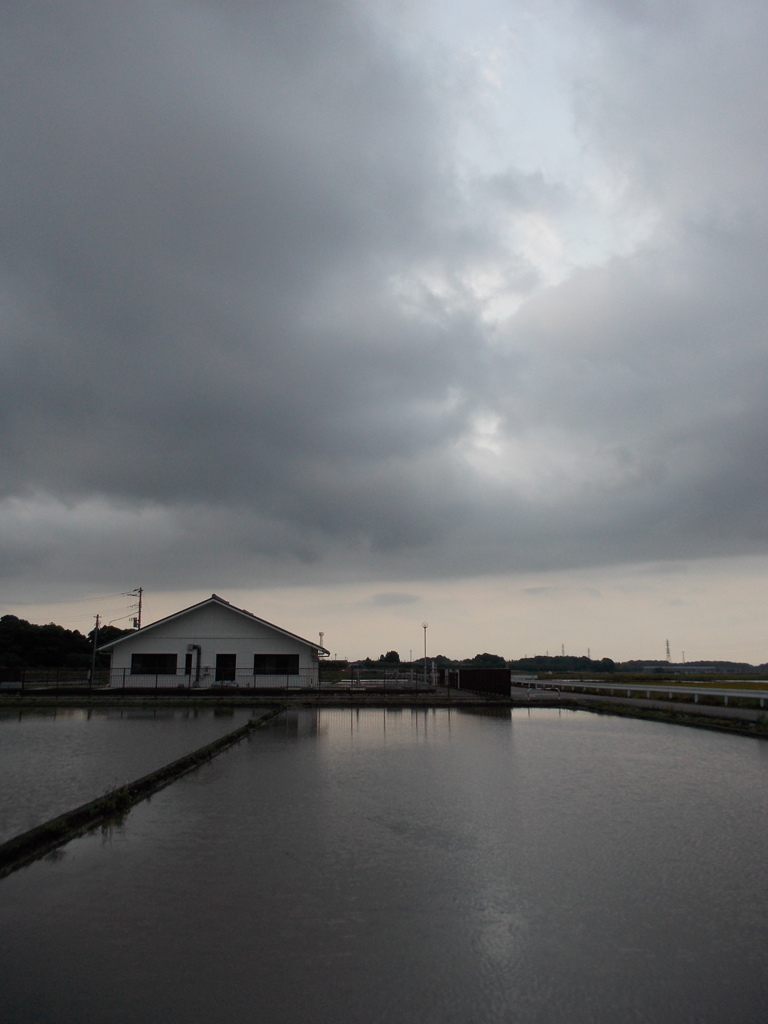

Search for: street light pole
xmin=422 ymin=622 xmax=428 ymax=688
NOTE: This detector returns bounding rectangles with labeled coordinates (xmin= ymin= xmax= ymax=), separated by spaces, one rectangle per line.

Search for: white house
xmin=99 ymin=593 xmax=329 ymax=689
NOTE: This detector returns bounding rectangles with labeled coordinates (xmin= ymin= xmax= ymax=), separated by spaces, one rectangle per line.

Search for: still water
xmin=1 ymin=707 xmax=767 ymax=1023
xmin=0 ymin=706 xmax=257 ymax=841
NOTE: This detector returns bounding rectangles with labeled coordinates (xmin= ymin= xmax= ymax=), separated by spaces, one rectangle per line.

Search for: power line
xmin=1 ymin=589 xmax=143 ymax=631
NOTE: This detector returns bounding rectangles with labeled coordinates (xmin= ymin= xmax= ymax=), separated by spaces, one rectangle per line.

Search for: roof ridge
xmin=97 ymin=593 xmax=329 ymax=656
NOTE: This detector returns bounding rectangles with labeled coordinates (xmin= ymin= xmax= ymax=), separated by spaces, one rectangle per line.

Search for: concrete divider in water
xmin=0 ymin=706 xmax=286 ymax=879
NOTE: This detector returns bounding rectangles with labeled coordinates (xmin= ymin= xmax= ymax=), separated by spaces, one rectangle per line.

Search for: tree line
xmin=0 ymin=615 xmax=132 ymax=670
xmin=366 ymin=651 xmax=614 ymax=671
xmin=2 ymin=616 xmax=763 ymax=675
xmin=358 ymin=651 xmax=764 ymax=673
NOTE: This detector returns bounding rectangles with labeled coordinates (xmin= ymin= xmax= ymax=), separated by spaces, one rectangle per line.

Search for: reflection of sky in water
xmin=0 ymin=707 xmax=257 ymax=841
xmin=1 ymin=708 xmax=767 ymax=1023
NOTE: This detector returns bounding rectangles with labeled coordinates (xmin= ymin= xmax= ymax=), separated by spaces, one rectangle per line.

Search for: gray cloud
xmin=370 ymin=593 xmax=421 ymax=607
xmin=2 ymin=0 xmax=768 ymax=597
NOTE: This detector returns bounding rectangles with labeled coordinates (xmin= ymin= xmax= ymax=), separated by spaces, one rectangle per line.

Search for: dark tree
xmin=468 ymin=652 xmax=507 ymax=668
xmin=88 ymin=624 xmax=133 ymax=648
xmin=0 ymin=615 xmax=91 ymax=669
xmin=0 ymin=615 xmax=134 ymax=670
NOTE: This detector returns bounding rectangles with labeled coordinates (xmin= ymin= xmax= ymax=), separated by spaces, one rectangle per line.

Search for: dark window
xmin=131 ymin=653 xmax=178 ymax=675
xmin=253 ymin=654 xmax=299 ymax=675
xmin=215 ymin=653 xmax=237 ymax=681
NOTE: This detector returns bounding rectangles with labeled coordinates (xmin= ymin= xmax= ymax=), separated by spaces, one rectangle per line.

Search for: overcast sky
xmin=3 ymin=0 xmax=768 ymax=661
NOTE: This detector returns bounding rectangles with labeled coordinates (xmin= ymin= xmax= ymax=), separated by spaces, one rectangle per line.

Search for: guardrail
xmin=523 ymin=679 xmax=768 ymax=709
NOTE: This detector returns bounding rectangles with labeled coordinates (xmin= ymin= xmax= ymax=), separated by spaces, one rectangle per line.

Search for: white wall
xmin=107 ymin=602 xmax=319 ymax=686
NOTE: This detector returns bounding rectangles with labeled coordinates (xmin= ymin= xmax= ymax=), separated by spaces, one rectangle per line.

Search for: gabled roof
xmin=98 ymin=593 xmax=330 ymax=655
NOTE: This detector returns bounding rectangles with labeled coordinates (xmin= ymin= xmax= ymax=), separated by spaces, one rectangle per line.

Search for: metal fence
xmin=0 ymin=664 xmax=443 ymax=695
xmin=0 ymin=668 xmax=111 ymax=692
xmin=339 ymin=668 xmax=437 ymax=689
xmin=0 ymin=666 xmax=317 ymax=693
xmin=107 ymin=666 xmax=322 ymax=690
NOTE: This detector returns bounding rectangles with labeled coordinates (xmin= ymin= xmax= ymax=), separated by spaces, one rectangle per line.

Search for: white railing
xmin=522 ymin=679 xmax=768 ymax=709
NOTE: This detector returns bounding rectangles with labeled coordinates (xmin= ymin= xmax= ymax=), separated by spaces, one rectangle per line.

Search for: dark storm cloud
xmin=1 ymin=0 xmax=768 ymax=593
xmin=1 ymin=8 xmax=462 ymax=466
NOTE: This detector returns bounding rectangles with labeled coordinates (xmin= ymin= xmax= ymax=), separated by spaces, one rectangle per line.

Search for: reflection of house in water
xmin=99 ymin=593 xmax=328 ymax=688
xmin=276 ymin=708 xmax=320 ymax=738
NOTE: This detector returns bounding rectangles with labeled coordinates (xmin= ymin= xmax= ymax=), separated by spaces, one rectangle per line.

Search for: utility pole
xmin=666 ymin=639 xmax=671 ymax=662
xmin=90 ymin=613 xmax=100 ymax=687
xmin=126 ymin=588 xmax=143 ymax=629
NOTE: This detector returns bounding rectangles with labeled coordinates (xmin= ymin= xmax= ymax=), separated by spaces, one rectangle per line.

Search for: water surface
xmin=0 ymin=706 xmax=256 ymax=840
xmin=1 ymin=707 xmax=767 ymax=1023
